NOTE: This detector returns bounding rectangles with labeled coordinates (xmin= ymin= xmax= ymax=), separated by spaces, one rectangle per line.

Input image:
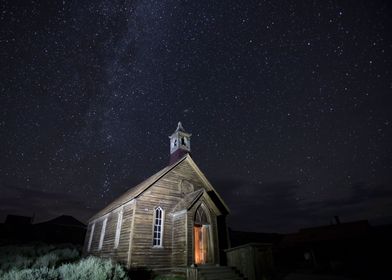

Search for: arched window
xmin=153 ymin=207 xmax=164 ymax=247
xmin=114 ymin=207 xmax=123 ymax=249
xmin=98 ymin=217 xmax=107 ymax=251
xmin=195 ymin=205 xmax=209 ymax=225
xmin=87 ymin=222 xmax=95 ymax=252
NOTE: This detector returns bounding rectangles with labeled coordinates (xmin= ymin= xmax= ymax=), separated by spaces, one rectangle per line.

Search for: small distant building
xmin=277 ymin=220 xmax=373 ymax=276
xmin=5 ymin=214 xmax=33 ymax=225
xmin=0 ymin=214 xmax=34 ymax=243
xmin=83 ymin=123 xmax=231 ymax=273
xmin=34 ymin=215 xmax=86 ymax=244
xmin=0 ymin=214 xmax=85 ymax=245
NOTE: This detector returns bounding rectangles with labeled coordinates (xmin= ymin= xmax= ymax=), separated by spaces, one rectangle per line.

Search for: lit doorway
xmin=194 ymin=204 xmax=212 ymax=265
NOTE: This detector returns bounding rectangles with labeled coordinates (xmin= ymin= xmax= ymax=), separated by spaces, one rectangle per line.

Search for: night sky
xmin=1 ymin=1 xmax=391 ymax=233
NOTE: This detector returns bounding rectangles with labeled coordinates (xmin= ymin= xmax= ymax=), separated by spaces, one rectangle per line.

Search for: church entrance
xmin=193 ymin=204 xmax=212 ymax=265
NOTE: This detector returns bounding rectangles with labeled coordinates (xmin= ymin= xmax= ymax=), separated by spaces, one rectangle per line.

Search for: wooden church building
xmin=83 ymin=122 xmax=230 ymax=272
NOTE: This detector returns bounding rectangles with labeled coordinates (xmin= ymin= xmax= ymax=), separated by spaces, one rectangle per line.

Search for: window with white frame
xmin=98 ymin=217 xmax=107 ymax=251
xmin=87 ymin=222 xmax=95 ymax=252
xmin=114 ymin=207 xmax=123 ymax=249
xmin=153 ymin=207 xmax=164 ymax=247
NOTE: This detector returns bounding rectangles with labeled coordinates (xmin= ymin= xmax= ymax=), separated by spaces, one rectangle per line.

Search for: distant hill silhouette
xmin=0 ymin=214 xmax=86 ymax=245
xmin=37 ymin=215 xmax=86 ymax=228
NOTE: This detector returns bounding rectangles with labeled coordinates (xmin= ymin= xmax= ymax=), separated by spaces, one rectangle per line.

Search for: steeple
xmin=169 ymin=122 xmax=191 ymax=164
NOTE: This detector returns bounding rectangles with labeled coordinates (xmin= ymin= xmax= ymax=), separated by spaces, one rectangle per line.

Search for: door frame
xmin=192 ymin=203 xmax=214 ymax=265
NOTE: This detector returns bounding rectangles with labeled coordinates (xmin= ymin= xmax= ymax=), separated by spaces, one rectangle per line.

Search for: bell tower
xmin=169 ymin=122 xmax=191 ymax=164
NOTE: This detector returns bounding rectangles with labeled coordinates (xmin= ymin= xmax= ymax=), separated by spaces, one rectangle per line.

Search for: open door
xmin=194 ymin=204 xmax=213 ymax=265
xmin=194 ymin=224 xmax=210 ymax=264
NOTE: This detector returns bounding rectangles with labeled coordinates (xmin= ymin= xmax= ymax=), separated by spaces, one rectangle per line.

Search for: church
xmin=83 ymin=122 xmax=231 ymax=274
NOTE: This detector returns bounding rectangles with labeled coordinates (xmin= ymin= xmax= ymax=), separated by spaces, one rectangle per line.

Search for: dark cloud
xmin=0 ymin=183 xmax=101 ymax=223
xmin=213 ymin=180 xmax=313 ymax=232
xmin=305 ymin=183 xmax=392 ymax=223
xmin=213 ymin=179 xmax=392 ymax=233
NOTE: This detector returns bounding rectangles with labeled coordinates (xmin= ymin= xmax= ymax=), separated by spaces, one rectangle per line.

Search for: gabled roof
xmin=185 ymin=155 xmax=230 ymax=214
xmin=89 ymin=154 xmax=229 ymax=221
xmin=172 ymin=189 xmax=204 ymax=213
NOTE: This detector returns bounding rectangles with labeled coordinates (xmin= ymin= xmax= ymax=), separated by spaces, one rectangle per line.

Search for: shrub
xmin=0 ymin=244 xmax=128 ymax=280
xmin=58 ymin=256 xmax=128 ymax=280
xmin=32 ymin=252 xmax=59 ymax=268
xmin=0 ymin=267 xmax=59 ymax=280
xmin=55 ymin=247 xmax=79 ymax=262
xmin=0 ymin=243 xmax=81 ymax=272
xmin=13 ymin=255 xmax=33 ymax=270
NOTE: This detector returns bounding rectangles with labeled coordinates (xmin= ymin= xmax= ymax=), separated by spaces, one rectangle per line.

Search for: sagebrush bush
xmin=0 ymin=244 xmax=129 ymax=279
xmin=58 ymin=256 xmax=128 ymax=280
xmin=32 ymin=252 xmax=59 ymax=268
xmin=0 ymin=267 xmax=59 ymax=280
xmin=55 ymin=248 xmax=79 ymax=262
xmin=0 ymin=243 xmax=80 ymax=272
xmin=13 ymin=255 xmax=33 ymax=270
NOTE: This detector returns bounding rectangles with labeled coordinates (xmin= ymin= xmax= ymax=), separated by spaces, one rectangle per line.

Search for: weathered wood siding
xmin=82 ymin=223 xmax=93 ymax=254
xmin=83 ymin=202 xmax=135 ymax=264
xmin=130 ymin=198 xmax=173 ymax=268
xmin=100 ymin=212 xmax=117 ymax=256
xmin=117 ymin=203 xmax=134 ymax=262
xmin=226 ymin=243 xmax=274 ymax=280
xmin=83 ymin=158 xmax=228 ymax=269
xmin=129 ymin=160 xmax=208 ymax=268
xmin=89 ymin=219 xmax=102 ymax=256
xmin=186 ymin=209 xmax=194 ymax=266
xmin=172 ymin=211 xmax=187 ymax=266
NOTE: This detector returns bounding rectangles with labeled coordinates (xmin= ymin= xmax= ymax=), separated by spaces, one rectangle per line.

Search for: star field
xmin=1 ymin=0 xmax=391 ymax=232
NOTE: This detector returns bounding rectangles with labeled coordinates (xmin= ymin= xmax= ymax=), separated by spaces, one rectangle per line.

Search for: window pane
xmin=153 ymin=208 xmax=164 ymax=246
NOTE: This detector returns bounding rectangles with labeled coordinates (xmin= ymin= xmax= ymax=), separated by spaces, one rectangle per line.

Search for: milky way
xmin=1 ymin=0 xmax=391 ymax=232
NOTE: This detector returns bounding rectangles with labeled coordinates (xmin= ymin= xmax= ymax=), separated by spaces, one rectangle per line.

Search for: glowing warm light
xmin=194 ymin=225 xmax=209 ymax=264
xmin=194 ymin=225 xmax=202 ymax=264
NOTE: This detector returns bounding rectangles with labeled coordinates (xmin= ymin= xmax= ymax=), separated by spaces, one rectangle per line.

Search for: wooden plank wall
xmin=172 ymin=212 xmax=187 ymax=266
xmin=130 ymin=197 xmax=173 ymax=268
xmin=117 ymin=203 xmax=134 ymax=262
xmin=226 ymin=243 xmax=274 ymax=280
xmin=83 ymin=159 xmax=225 ymax=268
xmin=100 ymin=212 xmax=117 ymax=257
xmin=186 ymin=209 xmax=194 ymax=266
xmin=83 ymin=203 xmax=134 ymax=265
xmin=212 ymin=213 xmax=220 ymax=264
xmin=82 ymin=223 xmax=92 ymax=255
xmin=89 ymin=219 xmax=102 ymax=256
xmin=129 ymin=160 xmax=207 ymax=268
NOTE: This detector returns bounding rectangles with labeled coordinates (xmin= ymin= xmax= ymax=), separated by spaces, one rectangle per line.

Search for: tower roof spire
xmin=169 ymin=122 xmax=191 ymax=164
xmin=175 ymin=121 xmax=186 ymax=133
